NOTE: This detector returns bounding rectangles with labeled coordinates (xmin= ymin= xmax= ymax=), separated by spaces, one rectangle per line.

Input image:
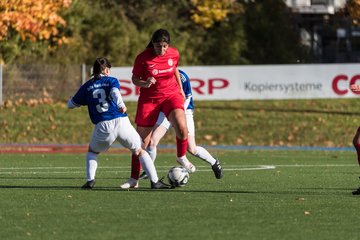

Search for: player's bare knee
xmin=178 ymin=127 xmax=188 ymax=139
xmin=149 ymin=139 xmax=157 ymax=149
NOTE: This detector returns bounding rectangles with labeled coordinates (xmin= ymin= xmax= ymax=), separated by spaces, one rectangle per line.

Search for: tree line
xmin=1 ymin=0 xmax=359 ymax=66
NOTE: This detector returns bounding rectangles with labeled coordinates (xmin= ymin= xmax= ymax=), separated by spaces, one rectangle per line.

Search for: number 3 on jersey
xmin=93 ymin=89 xmax=109 ymax=113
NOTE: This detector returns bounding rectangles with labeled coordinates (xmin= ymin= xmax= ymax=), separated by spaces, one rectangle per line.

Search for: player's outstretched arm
xmin=350 ymin=84 xmax=360 ymax=92
xmin=175 ymin=68 xmax=185 ymax=99
xmin=67 ymin=97 xmax=80 ymax=109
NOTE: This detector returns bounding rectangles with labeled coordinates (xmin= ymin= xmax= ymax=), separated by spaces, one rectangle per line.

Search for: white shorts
xmin=156 ymin=110 xmax=195 ymax=136
xmin=89 ymin=117 xmax=142 ymax=153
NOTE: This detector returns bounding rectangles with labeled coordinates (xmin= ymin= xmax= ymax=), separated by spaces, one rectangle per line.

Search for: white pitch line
xmin=0 ymin=164 xmax=356 ymax=175
xmin=225 ymin=164 xmax=356 ymax=168
xmin=196 ymin=165 xmax=276 ymax=171
xmin=0 ymin=165 xmax=275 ymax=175
xmin=273 ymin=164 xmax=356 ymax=167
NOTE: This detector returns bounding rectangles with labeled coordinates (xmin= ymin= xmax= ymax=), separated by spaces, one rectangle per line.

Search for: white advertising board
xmin=111 ymin=64 xmax=360 ymax=101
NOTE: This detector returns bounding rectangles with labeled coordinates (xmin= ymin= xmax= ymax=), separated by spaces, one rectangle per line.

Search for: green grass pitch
xmin=0 ymin=149 xmax=360 ymax=240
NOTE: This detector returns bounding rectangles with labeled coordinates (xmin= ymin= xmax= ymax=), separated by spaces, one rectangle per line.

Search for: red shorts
xmin=135 ymin=92 xmax=184 ymax=127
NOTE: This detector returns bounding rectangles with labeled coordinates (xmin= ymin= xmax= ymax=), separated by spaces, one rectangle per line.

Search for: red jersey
xmin=132 ymin=47 xmax=180 ymax=98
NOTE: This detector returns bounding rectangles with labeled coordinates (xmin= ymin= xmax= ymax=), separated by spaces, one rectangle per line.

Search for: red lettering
xmin=120 ymin=77 xmax=230 ymax=96
xmin=190 ymin=79 xmax=206 ymax=95
xmin=332 ymin=75 xmax=348 ymax=95
xmin=119 ymin=79 xmax=132 ymax=96
xmin=119 ymin=79 xmax=140 ymax=96
xmin=208 ymin=78 xmax=229 ymax=94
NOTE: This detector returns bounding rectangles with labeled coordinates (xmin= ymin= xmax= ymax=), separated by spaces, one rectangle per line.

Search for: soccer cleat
xmin=212 ymin=160 xmax=223 ymax=179
xmin=176 ymin=158 xmax=196 ymax=173
xmin=151 ymin=178 xmax=173 ymax=189
xmin=120 ymin=178 xmax=139 ymax=189
xmin=81 ymin=180 xmax=95 ymax=189
xmin=139 ymin=171 xmax=148 ymax=180
xmin=352 ymin=187 xmax=360 ymax=195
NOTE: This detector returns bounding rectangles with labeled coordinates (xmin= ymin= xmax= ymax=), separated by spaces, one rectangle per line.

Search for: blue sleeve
xmin=72 ymin=83 xmax=88 ymax=106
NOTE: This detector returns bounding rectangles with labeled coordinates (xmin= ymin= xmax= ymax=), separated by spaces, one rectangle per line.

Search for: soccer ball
xmin=167 ymin=166 xmax=190 ymax=187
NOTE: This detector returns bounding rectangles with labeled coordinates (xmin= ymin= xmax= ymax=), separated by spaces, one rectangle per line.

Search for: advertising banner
xmin=111 ymin=64 xmax=360 ymax=101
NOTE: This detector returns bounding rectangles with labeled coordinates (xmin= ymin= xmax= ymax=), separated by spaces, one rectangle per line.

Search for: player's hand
xmin=350 ymin=84 xmax=360 ymax=92
xmin=119 ymin=106 xmax=127 ymax=113
xmin=145 ymin=77 xmax=156 ymax=88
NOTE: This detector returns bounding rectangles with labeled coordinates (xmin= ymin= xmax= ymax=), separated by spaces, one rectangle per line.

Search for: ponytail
xmin=92 ymin=57 xmax=112 ymax=80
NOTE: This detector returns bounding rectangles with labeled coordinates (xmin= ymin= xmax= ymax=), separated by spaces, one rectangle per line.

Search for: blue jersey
xmin=71 ymin=76 xmax=127 ymax=124
xmin=179 ymin=69 xmax=194 ymax=110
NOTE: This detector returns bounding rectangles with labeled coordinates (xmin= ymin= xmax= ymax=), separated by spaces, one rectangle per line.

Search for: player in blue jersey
xmin=120 ymin=69 xmax=223 ymax=188
xmin=67 ymin=57 xmax=171 ymax=189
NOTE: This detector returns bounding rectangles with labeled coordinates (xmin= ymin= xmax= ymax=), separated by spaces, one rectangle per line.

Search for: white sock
xmin=194 ymin=146 xmax=216 ymax=165
xmin=139 ymin=152 xmax=158 ymax=183
xmin=146 ymin=146 xmax=157 ymax=162
xmin=86 ymin=152 xmax=98 ymax=181
xmin=177 ymin=155 xmax=189 ymax=163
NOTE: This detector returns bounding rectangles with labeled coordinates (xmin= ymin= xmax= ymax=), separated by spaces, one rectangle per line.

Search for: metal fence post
xmin=82 ymin=63 xmax=86 ymax=84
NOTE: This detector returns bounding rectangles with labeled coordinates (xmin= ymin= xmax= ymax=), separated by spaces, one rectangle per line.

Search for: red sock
xmin=130 ymin=154 xmax=141 ymax=179
xmin=176 ymin=137 xmax=188 ymax=157
xmin=355 ymin=144 xmax=360 ymax=166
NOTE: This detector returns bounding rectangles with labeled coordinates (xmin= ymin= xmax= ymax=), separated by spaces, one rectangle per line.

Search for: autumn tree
xmin=0 ymin=0 xmax=312 ymax=66
xmin=0 ymin=0 xmax=72 ymax=63
xmin=190 ymin=0 xmax=242 ymax=28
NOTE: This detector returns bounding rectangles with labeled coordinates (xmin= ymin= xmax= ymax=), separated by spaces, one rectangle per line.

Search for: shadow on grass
xmin=128 ymin=188 xmax=354 ymax=195
xmin=0 ymin=185 xmax=81 ymax=190
xmin=0 ymin=185 xmax=259 ymax=193
xmin=0 ymin=185 xmax=355 ymax=195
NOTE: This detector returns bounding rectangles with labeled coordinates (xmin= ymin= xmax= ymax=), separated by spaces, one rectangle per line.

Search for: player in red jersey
xmin=121 ymin=29 xmax=195 ymax=189
xmin=350 ymin=84 xmax=360 ymax=195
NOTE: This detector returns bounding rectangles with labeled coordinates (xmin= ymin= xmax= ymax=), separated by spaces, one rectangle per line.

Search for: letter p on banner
xmin=208 ymin=78 xmax=229 ymax=94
